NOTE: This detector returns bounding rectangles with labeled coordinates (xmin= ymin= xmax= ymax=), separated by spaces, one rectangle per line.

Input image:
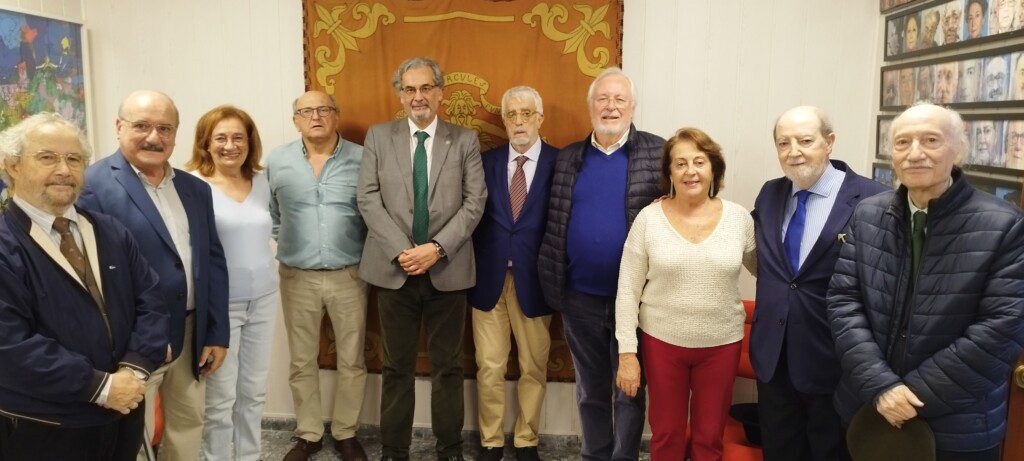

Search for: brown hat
xmin=847 ymin=405 xmax=935 ymax=461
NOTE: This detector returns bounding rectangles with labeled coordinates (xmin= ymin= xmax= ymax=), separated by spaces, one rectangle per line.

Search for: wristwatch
xmin=431 ymin=240 xmax=447 ymax=259
xmin=121 ymin=367 xmax=147 ymax=382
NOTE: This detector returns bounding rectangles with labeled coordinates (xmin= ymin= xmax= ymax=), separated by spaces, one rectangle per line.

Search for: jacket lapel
xmin=428 ymin=120 xmax=454 ymax=198
xmin=76 ymin=212 xmax=104 ymax=299
xmin=797 ymin=170 xmax=862 ymax=276
xmin=516 ymin=143 xmax=554 ymax=225
xmin=766 ymin=178 xmax=793 ymax=272
xmin=172 ymin=173 xmax=198 ymax=265
xmin=110 ymin=152 xmax=178 ymax=255
xmin=391 ymin=121 xmax=414 ymax=205
xmin=494 ymin=148 xmax=514 ymax=227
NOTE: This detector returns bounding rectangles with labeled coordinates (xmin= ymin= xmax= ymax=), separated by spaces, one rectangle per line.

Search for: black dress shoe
xmin=334 ymin=436 xmax=368 ymax=461
xmin=478 ymin=446 xmax=504 ymax=461
xmin=515 ymin=446 xmax=541 ymax=460
xmin=283 ymin=437 xmax=323 ymax=461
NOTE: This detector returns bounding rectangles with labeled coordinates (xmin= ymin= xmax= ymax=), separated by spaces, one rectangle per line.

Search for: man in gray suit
xmin=357 ymin=56 xmax=486 ymax=461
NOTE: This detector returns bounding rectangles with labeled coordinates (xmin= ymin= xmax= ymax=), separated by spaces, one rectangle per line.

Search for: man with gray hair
xmin=266 ymin=90 xmax=369 ymax=461
xmin=750 ymin=106 xmax=886 ymax=460
xmin=537 ymin=67 xmax=664 ymax=460
xmin=357 ymin=56 xmax=485 ymax=460
xmin=0 ymin=113 xmax=168 ymax=460
xmin=829 ymin=103 xmax=1024 ymax=460
xmin=468 ymin=86 xmax=557 ymax=461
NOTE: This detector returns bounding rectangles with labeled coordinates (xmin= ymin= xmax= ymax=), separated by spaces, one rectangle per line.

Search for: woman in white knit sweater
xmin=615 ymin=127 xmax=756 ymax=460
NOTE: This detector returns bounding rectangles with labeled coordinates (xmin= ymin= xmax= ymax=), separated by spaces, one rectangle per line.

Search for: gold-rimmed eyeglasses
xmin=120 ymin=118 xmax=177 ymax=138
xmin=503 ymin=110 xmax=538 ymax=122
xmin=31 ymin=150 xmax=87 ymax=170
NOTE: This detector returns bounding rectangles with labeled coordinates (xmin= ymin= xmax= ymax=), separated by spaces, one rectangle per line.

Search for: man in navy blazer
xmin=78 ymin=90 xmax=229 ymax=461
xmin=750 ymin=106 xmax=887 ymax=461
xmin=468 ymin=86 xmax=556 ymax=461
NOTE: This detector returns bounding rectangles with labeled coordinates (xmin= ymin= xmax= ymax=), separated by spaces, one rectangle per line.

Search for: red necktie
xmin=510 ymin=155 xmax=528 ymax=222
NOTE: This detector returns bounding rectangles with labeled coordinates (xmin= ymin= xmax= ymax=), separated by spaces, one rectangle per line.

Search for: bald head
xmin=292 ymin=90 xmax=338 ymax=113
xmin=118 ymin=90 xmax=179 ymax=125
xmin=772 ymin=106 xmax=833 ymax=140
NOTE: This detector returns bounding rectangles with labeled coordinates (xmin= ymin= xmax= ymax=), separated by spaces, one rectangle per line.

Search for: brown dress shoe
xmin=283 ymin=437 xmax=323 ymax=461
xmin=335 ymin=436 xmax=368 ymax=461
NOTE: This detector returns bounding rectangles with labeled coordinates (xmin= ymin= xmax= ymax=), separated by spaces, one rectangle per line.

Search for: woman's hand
xmin=616 ymin=353 xmax=642 ymax=397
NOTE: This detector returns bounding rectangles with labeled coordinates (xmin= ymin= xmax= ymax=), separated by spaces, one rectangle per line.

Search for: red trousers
xmin=641 ymin=332 xmax=741 ymax=461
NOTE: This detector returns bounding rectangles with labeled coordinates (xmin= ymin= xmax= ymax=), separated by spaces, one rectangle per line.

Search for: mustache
xmin=899 ymin=159 xmax=935 ymax=169
xmin=140 ymin=143 xmax=165 ymax=152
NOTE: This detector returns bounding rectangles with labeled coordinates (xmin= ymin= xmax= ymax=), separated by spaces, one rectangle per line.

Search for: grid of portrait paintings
xmin=881 ymin=44 xmax=1024 ymax=109
xmin=885 ymin=0 xmax=1024 ymax=59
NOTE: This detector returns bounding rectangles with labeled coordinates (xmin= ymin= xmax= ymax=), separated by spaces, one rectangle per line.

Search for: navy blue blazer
xmin=0 ymin=203 xmax=167 ymax=427
xmin=468 ymin=142 xmax=557 ymax=318
xmin=749 ymin=160 xmax=888 ymax=394
xmin=78 ymin=150 xmax=229 ymax=376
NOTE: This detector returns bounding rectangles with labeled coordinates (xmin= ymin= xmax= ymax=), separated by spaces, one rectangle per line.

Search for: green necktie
xmin=911 ymin=210 xmax=927 ymax=280
xmin=412 ymin=130 xmax=430 ymax=244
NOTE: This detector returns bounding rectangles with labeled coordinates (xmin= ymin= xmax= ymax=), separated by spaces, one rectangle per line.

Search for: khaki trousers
xmin=279 ymin=264 xmax=368 ymax=442
xmin=139 ymin=315 xmax=205 ymax=461
xmin=473 ymin=271 xmax=551 ymax=448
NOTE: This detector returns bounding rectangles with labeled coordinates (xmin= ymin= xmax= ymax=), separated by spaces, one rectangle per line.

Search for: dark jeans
xmin=377 ymin=275 xmax=466 ymax=459
xmin=0 ymin=407 xmax=144 ymax=461
xmin=561 ymin=289 xmax=646 ymax=461
xmin=757 ymin=352 xmax=850 ymax=461
xmin=936 ymin=446 xmax=1001 ymax=461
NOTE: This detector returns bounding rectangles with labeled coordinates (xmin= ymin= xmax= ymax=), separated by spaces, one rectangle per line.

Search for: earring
xmin=670 ymin=182 xmax=675 ymax=198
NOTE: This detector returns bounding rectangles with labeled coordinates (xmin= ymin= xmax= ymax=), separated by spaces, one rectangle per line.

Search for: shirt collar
xmin=790 ymin=162 xmax=844 ymax=198
xmin=409 ymin=116 xmax=439 ymax=140
xmin=299 ymin=132 xmax=343 ymax=158
xmin=130 ymin=162 xmax=175 ymax=187
xmin=508 ymin=139 xmax=542 ymax=164
xmin=906 ymin=177 xmax=953 ymax=214
xmin=590 ymin=129 xmax=630 ymax=153
xmin=12 ymin=195 xmax=78 ymax=232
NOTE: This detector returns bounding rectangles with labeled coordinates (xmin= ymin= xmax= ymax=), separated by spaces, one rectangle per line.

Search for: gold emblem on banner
xmin=312 ymin=3 xmax=395 ymax=92
xmin=394 ymin=71 xmax=507 ymax=151
xmin=524 ymin=2 xmax=612 ymax=77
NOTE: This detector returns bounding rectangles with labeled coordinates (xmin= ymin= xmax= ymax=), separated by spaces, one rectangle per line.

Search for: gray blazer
xmin=357 ymin=118 xmax=486 ymax=290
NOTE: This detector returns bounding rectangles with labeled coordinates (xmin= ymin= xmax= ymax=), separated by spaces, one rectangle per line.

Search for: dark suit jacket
xmin=78 ymin=150 xmax=229 ymax=376
xmin=468 ymin=142 xmax=557 ymax=318
xmin=750 ymin=160 xmax=888 ymax=394
xmin=0 ymin=203 xmax=167 ymax=427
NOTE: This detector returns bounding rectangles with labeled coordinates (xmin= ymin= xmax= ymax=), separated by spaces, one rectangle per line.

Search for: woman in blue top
xmin=187 ymin=105 xmax=279 ymax=461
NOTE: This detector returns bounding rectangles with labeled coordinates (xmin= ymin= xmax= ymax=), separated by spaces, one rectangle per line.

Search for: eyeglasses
xmin=593 ymin=96 xmax=632 ymax=109
xmin=503 ymin=110 xmax=538 ymax=122
xmin=294 ymin=106 xmax=337 ymax=119
xmin=401 ymin=84 xmax=438 ymax=97
xmin=31 ymin=150 xmax=86 ymax=170
xmin=212 ymin=135 xmax=248 ymax=146
xmin=120 ymin=118 xmax=177 ymax=138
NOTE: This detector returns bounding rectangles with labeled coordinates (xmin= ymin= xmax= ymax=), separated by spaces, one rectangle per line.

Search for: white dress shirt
xmin=590 ymin=129 xmax=630 ymax=155
xmin=507 ymin=139 xmax=542 ymax=193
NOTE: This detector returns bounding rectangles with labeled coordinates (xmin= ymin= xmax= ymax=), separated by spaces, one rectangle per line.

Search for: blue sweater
xmin=566 ymin=144 xmax=629 ymax=297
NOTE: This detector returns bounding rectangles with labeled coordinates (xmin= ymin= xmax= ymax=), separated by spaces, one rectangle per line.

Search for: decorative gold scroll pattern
xmin=524 ymin=3 xmax=612 ymax=77
xmin=404 ymin=11 xmax=515 ymax=23
xmin=394 ymin=72 xmax=508 ymax=151
xmin=313 ymin=2 xmax=395 ymax=92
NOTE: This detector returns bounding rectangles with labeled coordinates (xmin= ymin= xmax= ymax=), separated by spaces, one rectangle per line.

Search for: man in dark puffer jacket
xmin=828 ymin=103 xmax=1024 ymax=460
xmin=536 ymin=67 xmax=663 ymax=460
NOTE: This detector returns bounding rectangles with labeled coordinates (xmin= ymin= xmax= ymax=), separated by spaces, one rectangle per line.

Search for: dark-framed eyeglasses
xmin=294 ymin=106 xmax=337 ymax=119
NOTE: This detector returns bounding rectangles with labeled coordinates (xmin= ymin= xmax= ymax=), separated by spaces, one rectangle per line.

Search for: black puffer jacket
xmin=827 ymin=169 xmax=1024 ymax=452
xmin=537 ymin=125 xmax=665 ymax=309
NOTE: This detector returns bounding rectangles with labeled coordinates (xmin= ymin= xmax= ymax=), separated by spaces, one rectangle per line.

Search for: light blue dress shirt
xmin=267 ymin=136 xmax=366 ymax=269
xmin=781 ymin=163 xmax=846 ymax=269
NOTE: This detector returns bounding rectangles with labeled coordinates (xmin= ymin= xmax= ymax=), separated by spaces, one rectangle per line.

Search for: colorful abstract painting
xmin=0 ymin=9 xmax=85 ymax=132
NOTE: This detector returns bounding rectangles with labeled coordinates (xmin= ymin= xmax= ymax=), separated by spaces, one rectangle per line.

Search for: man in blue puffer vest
xmin=828 ymin=103 xmax=1024 ymax=460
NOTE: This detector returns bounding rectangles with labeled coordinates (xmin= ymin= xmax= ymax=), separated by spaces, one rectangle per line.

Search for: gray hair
xmin=772 ymin=106 xmax=835 ymax=140
xmin=501 ymin=86 xmax=544 ymax=115
xmin=391 ymin=57 xmax=444 ymax=93
xmin=586 ymin=67 xmax=637 ymax=108
xmin=0 ymin=112 xmax=93 ymax=186
xmin=118 ymin=90 xmax=180 ymax=125
xmin=891 ymin=101 xmax=969 ymax=165
xmin=291 ymin=93 xmax=339 ymax=112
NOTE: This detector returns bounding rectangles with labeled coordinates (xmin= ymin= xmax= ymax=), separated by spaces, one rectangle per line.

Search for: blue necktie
xmin=784 ymin=190 xmax=812 ymax=275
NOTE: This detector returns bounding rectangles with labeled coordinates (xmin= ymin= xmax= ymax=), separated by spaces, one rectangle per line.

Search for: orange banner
xmin=304 ymin=0 xmax=623 ymax=382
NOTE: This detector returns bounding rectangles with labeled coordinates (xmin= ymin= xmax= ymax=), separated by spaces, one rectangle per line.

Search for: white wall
xmin=16 ymin=0 xmax=880 ymax=436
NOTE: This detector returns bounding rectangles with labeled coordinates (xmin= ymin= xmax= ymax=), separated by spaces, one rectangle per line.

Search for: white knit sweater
xmin=615 ymin=199 xmax=757 ymax=352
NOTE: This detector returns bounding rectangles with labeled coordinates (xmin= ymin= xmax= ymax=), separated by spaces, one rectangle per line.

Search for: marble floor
xmin=258 ymin=424 xmax=652 ymax=460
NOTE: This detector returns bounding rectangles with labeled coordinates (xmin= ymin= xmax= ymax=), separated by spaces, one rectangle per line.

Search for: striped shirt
xmin=781 ymin=163 xmax=846 ymax=269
